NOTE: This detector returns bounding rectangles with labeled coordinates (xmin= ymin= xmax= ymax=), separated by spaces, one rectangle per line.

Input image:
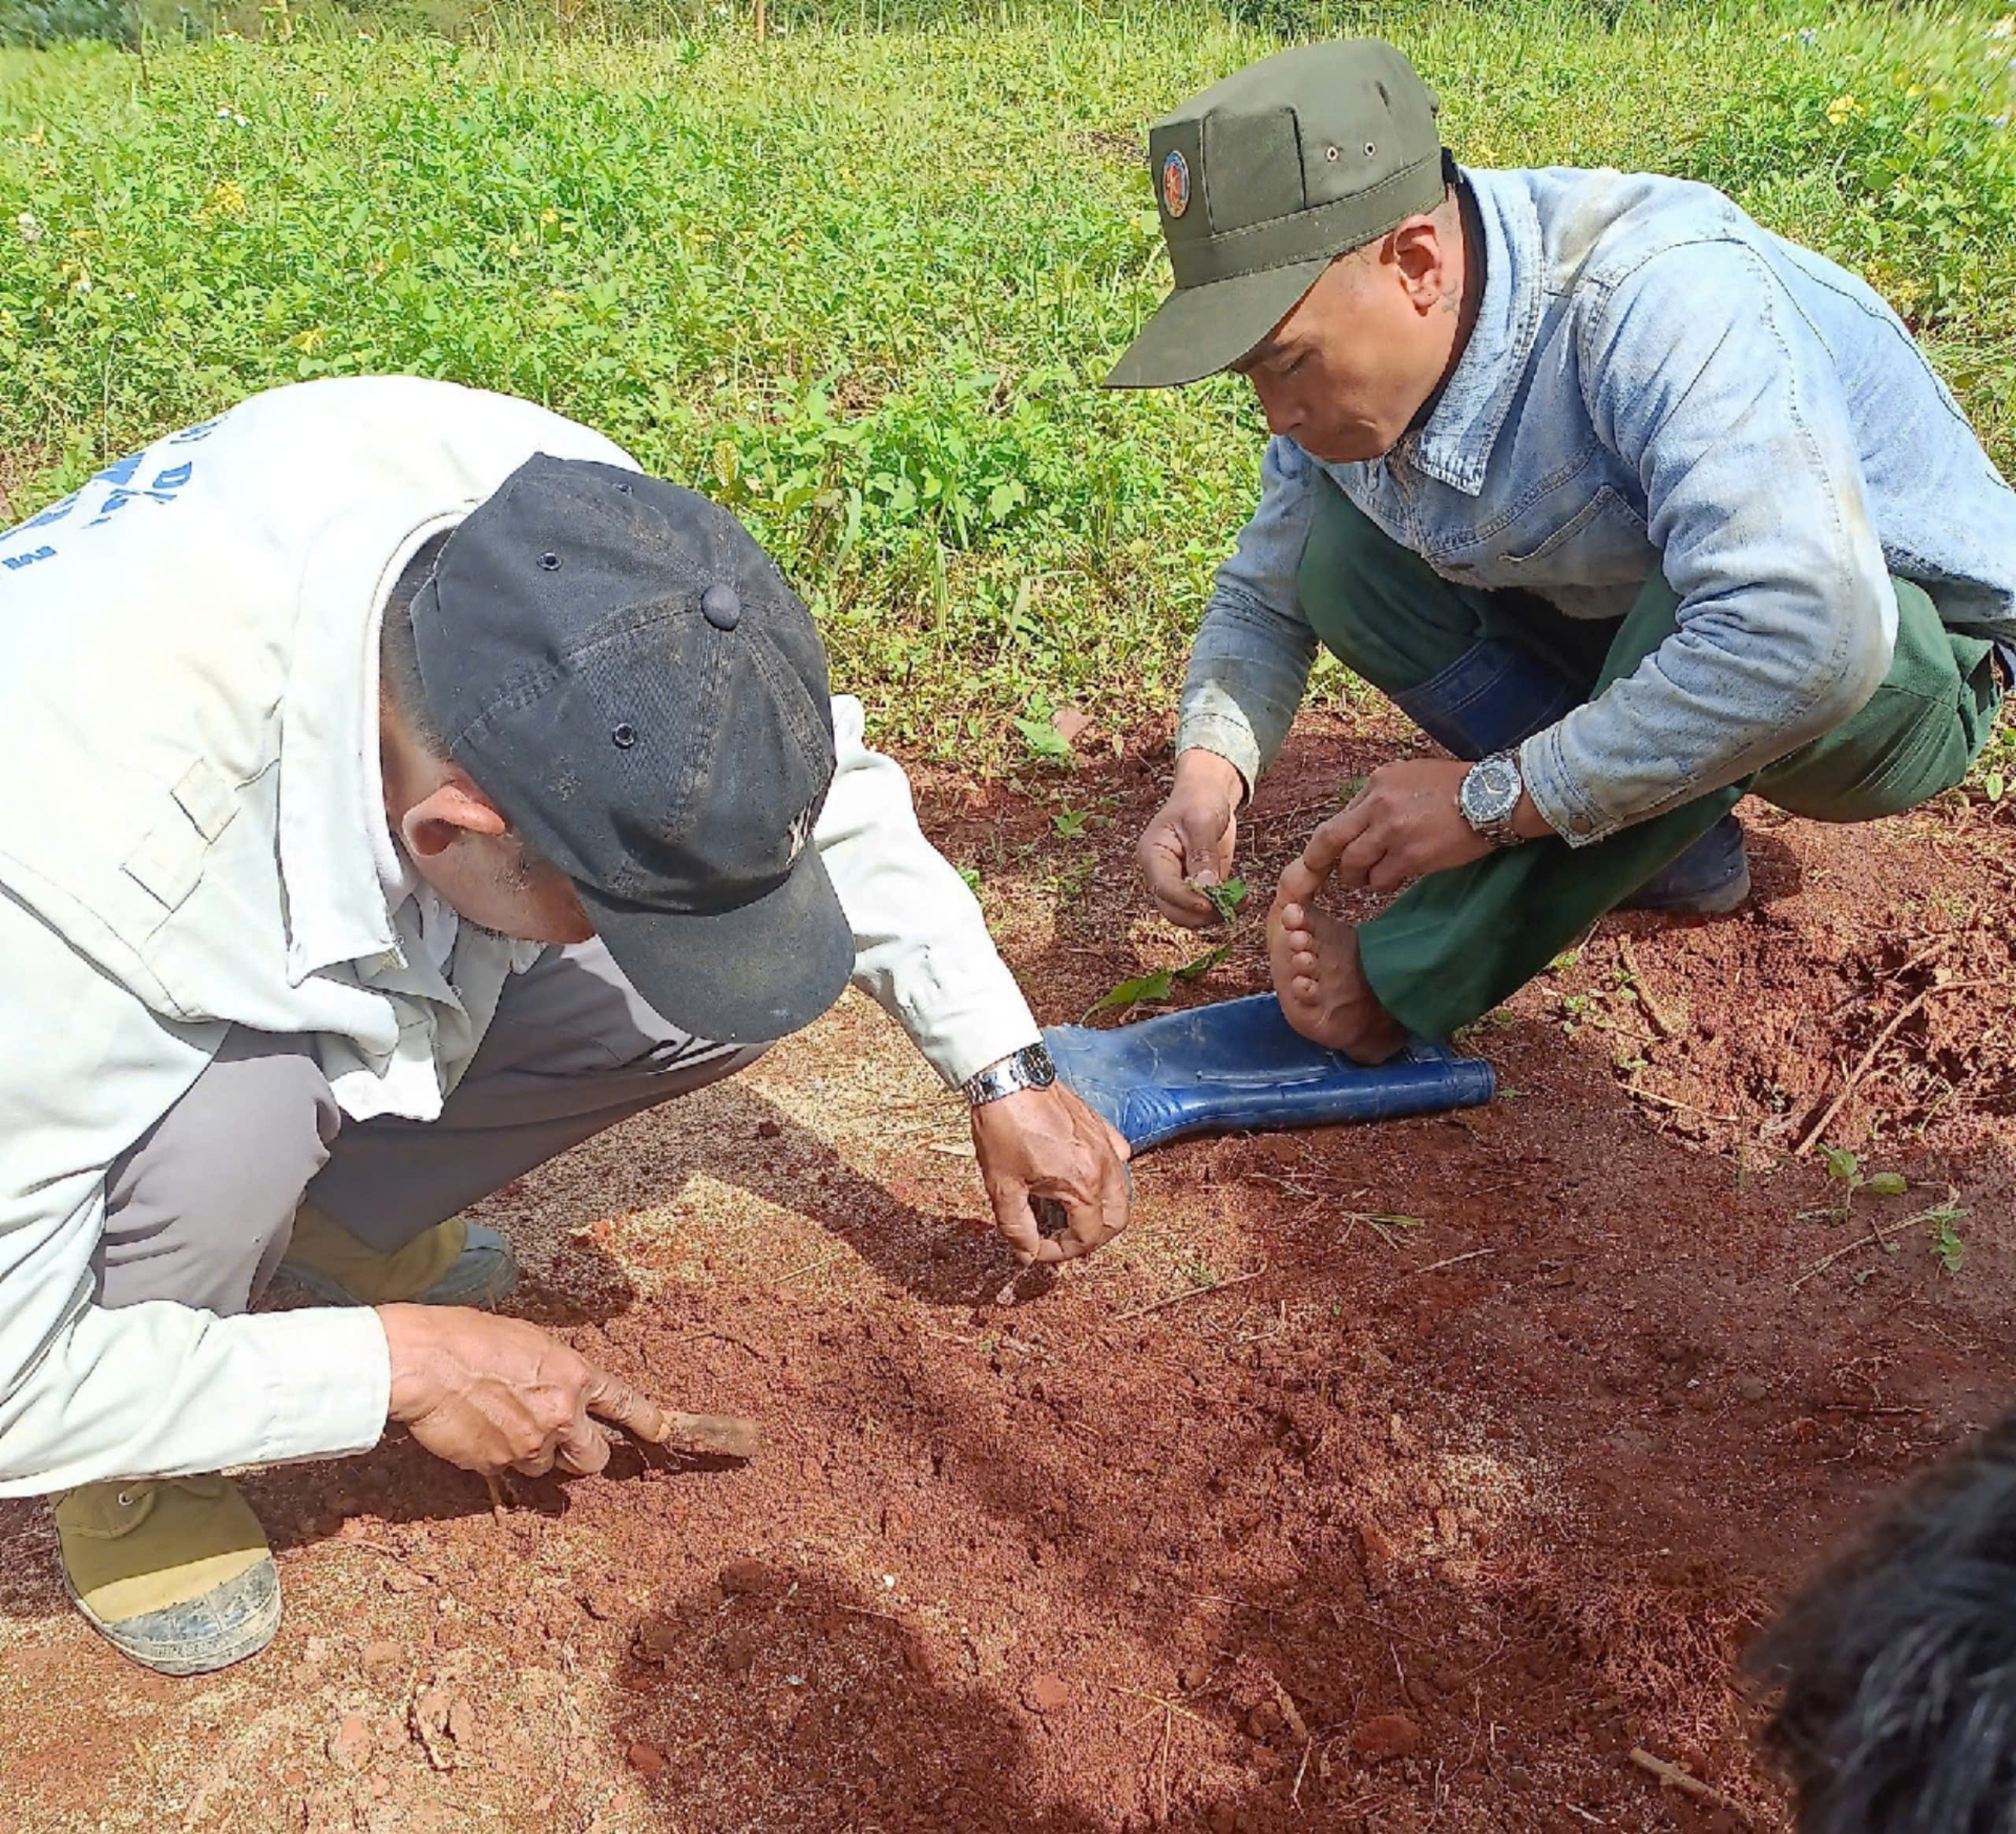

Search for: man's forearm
xmin=814 ymin=695 xmax=1042 ymax=1087
xmin=1177 ymin=587 xmax=1321 ymax=792
xmin=0 ymin=1298 xmax=389 ymax=1496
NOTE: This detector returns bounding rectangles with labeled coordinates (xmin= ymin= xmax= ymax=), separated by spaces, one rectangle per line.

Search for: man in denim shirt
xmin=1114 ymin=40 xmax=2016 ymax=1058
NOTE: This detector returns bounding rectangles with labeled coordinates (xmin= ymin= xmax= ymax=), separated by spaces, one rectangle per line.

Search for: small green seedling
xmin=1337 ymin=774 xmax=1369 ymax=805
xmin=1928 ymin=1205 xmax=1967 ymax=1274
xmin=957 ymin=865 xmax=982 ymax=894
xmin=1012 ymin=712 xmax=1075 ymax=769
xmin=1052 ymin=806 xmax=1088 ymax=840
xmin=1084 ymin=943 xmax=1232 ymax=1021
xmin=1987 ymin=769 xmax=2006 ymax=804
xmin=1803 ymin=1145 xmax=1909 ymax=1220
xmin=1189 ymin=876 xmax=1247 ymax=926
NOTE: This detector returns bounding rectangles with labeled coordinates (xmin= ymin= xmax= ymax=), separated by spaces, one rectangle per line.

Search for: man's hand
xmin=379 ymin=1304 xmax=676 ymax=1479
xmin=1137 ymin=748 xmax=1245 ymax=928
xmin=971 ymin=1083 xmax=1132 ymax=1265
xmin=1300 ymin=758 xmax=1500 ymax=893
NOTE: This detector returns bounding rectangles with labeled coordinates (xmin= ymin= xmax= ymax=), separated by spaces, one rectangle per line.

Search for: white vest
xmin=1 ymin=376 xmax=633 ymax=1121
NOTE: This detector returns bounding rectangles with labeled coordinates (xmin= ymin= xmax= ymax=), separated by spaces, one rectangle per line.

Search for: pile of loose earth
xmin=3 ymin=708 xmax=2013 ymax=1834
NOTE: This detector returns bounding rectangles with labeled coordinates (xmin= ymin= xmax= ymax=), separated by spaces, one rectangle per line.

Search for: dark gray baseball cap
xmin=1106 ymin=39 xmax=1444 ymax=390
xmin=413 ymin=455 xmax=854 ymax=1045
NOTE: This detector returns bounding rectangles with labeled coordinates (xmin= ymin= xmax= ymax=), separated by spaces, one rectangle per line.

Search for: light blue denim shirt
xmin=1177 ymin=165 xmax=2016 ymax=843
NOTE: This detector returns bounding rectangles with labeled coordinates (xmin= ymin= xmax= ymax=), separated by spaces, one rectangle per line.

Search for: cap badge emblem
xmin=1160 ymin=150 xmax=1191 ymax=219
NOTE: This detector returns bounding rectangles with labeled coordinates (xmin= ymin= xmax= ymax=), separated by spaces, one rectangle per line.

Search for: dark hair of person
xmin=1748 ymin=1409 xmax=2016 ymax=1833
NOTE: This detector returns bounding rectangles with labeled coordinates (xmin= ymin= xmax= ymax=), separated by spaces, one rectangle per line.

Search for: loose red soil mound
xmin=4 ymin=705 xmax=2013 ymax=1834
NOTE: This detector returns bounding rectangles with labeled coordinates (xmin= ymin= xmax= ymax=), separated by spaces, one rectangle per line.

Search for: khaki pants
xmin=94 ymin=939 xmax=766 ymax=1315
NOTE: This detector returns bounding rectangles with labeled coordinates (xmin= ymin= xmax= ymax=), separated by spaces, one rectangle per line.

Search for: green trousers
xmin=1298 ymin=481 xmax=2005 ymax=1040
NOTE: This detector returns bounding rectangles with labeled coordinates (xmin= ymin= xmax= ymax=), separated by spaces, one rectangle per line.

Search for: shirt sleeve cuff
xmin=1518 ymin=725 xmax=1623 ymax=847
xmin=1173 ymin=722 xmax=1261 ymax=802
xmin=906 ymin=973 xmax=1044 ymax=1090
xmin=242 ymin=1306 xmax=391 ymax=1465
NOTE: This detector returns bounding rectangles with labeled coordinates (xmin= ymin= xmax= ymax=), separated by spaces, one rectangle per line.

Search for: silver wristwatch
xmin=963 ymin=1041 xmax=1058 ymax=1107
xmin=1457 ymin=750 xmax=1527 ymax=847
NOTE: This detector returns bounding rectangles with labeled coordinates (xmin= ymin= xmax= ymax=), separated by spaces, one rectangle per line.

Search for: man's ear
xmin=1388 ymin=214 xmax=1448 ymax=310
xmin=401 ymin=776 xmax=510 ymax=861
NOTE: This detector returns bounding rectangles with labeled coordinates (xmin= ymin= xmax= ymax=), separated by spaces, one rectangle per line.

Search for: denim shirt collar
xmin=1397 ymin=165 xmax=1545 ymax=498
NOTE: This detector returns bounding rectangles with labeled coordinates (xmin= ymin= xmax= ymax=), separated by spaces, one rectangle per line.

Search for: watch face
xmin=1462 ymin=756 xmax=1521 ymax=825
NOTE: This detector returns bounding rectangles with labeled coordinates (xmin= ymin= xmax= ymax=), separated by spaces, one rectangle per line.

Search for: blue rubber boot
xmin=1044 ymin=994 xmax=1494 ymax=1154
xmin=1392 ymin=639 xmax=1750 ymax=918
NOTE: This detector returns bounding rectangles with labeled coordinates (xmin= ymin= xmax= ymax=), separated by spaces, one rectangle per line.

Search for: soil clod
xmin=1024 ymin=1673 xmax=1072 ymax=1715
xmin=1350 ymin=1714 xmax=1423 ymax=1763
xmin=626 ymin=1741 xmax=666 ymax=1779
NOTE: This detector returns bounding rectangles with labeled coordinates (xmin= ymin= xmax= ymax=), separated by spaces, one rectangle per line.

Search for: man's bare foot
xmin=1266 ymin=860 xmax=1407 ymax=1064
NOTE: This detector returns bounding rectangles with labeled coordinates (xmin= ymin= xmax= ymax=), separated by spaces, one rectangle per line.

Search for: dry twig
xmin=1413 ymin=1247 xmax=1499 ymax=1276
xmin=1626 ymin=1085 xmax=1741 ymax=1124
xmin=1618 ymin=936 xmax=1687 ymax=1039
xmin=1790 ymin=1191 xmax=1961 ymax=1293
xmin=1629 ymin=1747 xmax=1749 ymax=1821
xmin=1111 ymin=1265 xmax=1267 ymax=1323
xmin=1795 ymin=980 xmax=1997 ymax=1156
xmin=773 ymin=1247 xmax=850 ymax=1285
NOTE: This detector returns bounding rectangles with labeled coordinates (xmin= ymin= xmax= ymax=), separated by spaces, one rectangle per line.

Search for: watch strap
xmin=963 ymin=1042 xmax=1058 ymax=1107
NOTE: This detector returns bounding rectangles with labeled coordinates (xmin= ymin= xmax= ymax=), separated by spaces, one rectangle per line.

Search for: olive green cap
xmin=1105 ymin=39 xmax=1444 ymax=390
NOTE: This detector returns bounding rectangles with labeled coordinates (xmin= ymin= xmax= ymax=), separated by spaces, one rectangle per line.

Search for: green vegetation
xmin=1929 ymin=1201 xmax=1968 ymax=1272
xmin=1802 ymin=1143 xmax=1910 ymax=1220
xmin=4 ymin=2 xmax=2014 ymax=761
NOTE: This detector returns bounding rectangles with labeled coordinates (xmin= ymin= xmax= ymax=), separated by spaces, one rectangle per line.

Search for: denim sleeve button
xmin=701 ymin=584 xmax=742 ymax=631
xmin=1569 ymin=813 xmax=1594 ymax=835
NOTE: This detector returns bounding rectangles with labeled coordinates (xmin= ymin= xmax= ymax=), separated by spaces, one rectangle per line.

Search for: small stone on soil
xmin=1351 ymin=1713 xmax=1423 ymax=1762
xmin=1180 ymin=1662 xmax=1210 ymax=1691
xmin=756 ymin=1120 xmax=782 ymax=1139
xmin=1024 ymin=1673 xmax=1072 ymax=1715
xmin=327 ymin=1714 xmax=372 ymax=1773
xmin=626 ymin=1742 xmax=665 ymax=1779
xmin=636 ymin=1613 xmax=682 ymax=1662
xmin=720 ymin=1558 xmax=775 ymax=1595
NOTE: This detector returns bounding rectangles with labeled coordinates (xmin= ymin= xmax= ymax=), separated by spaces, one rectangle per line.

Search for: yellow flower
xmin=208 ymin=179 xmax=247 ymax=217
xmin=294 ymin=327 xmax=325 ymax=353
xmin=1825 ymin=94 xmax=1858 ymax=125
xmin=539 ymin=207 xmax=559 ymax=226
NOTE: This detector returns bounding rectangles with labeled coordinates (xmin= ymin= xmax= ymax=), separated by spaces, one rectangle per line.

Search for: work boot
xmin=54 ymin=1476 xmax=279 ymax=1676
xmin=1618 ymin=813 xmax=1751 ymax=916
xmin=278 ymin=1201 xmax=517 ymax=1307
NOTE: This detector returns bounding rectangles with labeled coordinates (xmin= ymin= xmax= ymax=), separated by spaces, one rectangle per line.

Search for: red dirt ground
xmin=4 ymin=702 xmax=2014 ymax=1834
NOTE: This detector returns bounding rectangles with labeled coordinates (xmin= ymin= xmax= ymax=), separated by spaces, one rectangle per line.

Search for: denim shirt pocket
xmin=1502 ymin=484 xmax=1643 ymax=562
xmin=1471 ymin=486 xmax=1659 ymax=619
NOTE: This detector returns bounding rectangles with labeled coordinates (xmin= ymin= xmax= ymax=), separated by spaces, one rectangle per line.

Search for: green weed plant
xmin=4 ymin=2 xmax=2014 ymax=767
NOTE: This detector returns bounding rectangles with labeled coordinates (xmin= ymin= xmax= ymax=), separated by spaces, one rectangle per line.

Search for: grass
xmin=3 ymin=1 xmax=2015 ymax=762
